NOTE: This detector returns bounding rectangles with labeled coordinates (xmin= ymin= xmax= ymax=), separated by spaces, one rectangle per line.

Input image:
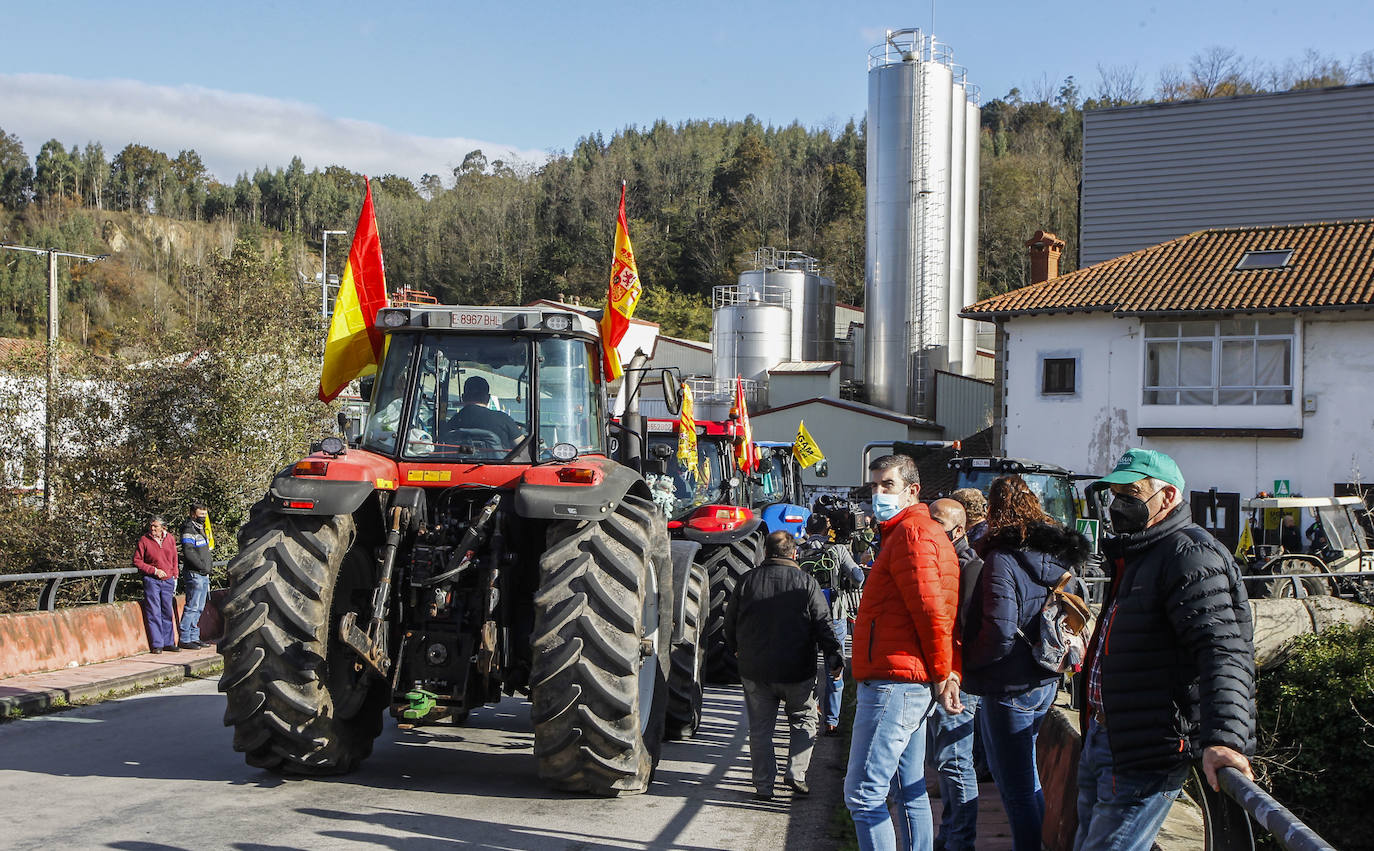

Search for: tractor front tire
xmin=218 ymin=505 xmax=388 ymax=775
xmin=702 ymin=531 xmax=764 ymax=684
xmin=665 ymin=560 xmax=709 ymax=740
xmin=530 ymin=493 xmax=671 ymax=795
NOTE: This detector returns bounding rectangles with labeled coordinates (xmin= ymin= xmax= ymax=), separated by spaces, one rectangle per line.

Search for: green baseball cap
xmin=1090 ymin=448 xmax=1185 ymax=492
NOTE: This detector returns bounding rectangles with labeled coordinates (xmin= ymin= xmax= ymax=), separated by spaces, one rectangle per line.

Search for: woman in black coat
xmin=963 ymin=475 xmax=1089 ymax=851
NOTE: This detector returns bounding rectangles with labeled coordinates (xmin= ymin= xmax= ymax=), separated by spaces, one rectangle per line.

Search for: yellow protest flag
xmin=676 ymin=381 xmax=698 ymax=481
xmin=1234 ymin=519 xmax=1254 ymax=559
xmin=793 ymin=419 xmax=825 ymax=469
xmin=205 ymin=514 xmax=215 ymax=551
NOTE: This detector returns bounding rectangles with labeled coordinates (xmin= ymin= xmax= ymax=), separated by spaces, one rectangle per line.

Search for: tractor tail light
xmin=687 ymin=504 xmax=754 ymax=533
xmin=294 ymin=460 xmax=330 ymax=477
xmin=556 ymin=467 xmax=598 ymax=484
xmin=285 ymin=500 xmax=316 ymax=510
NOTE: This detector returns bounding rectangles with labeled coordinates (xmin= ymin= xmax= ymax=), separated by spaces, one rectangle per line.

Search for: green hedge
xmin=1256 ymin=620 xmax=1374 ymax=849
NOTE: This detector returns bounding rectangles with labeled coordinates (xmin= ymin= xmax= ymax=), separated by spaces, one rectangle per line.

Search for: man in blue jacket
xmin=178 ymin=501 xmax=213 ymax=650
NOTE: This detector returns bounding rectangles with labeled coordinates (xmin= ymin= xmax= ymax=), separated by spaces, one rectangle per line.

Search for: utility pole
xmin=0 ymin=243 xmax=107 ymax=517
xmin=321 ymin=229 xmax=347 ymax=320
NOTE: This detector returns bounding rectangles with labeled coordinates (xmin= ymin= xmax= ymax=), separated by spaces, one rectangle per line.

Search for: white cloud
xmin=0 ymin=73 xmax=548 ymax=184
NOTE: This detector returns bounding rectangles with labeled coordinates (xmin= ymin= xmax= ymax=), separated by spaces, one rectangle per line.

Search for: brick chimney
xmin=1025 ymin=230 xmax=1066 ymax=285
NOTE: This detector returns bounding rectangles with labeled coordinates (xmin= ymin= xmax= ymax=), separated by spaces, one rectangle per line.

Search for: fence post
xmin=37 ymin=576 xmax=64 ymax=612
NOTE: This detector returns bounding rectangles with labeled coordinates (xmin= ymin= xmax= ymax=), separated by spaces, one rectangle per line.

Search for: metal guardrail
xmin=1194 ymin=766 xmax=1337 ymax=851
xmin=0 ymin=567 xmax=139 ymax=611
xmin=1 ymin=562 xmax=229 ymax=612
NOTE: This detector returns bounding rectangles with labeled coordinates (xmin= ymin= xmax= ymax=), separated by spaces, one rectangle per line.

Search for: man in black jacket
xmin=1076 ymin=449 xmax=1255 ymax=851
xmin=725 ymin=531 xmax=843 ymax=800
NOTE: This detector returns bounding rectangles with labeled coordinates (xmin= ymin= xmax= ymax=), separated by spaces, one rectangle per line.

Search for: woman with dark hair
xmin=962 ymin=475 xmax=1089 ymax=851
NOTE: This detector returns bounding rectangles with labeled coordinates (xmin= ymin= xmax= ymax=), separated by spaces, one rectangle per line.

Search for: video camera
xmin=812 ymin=493 xmax=867 ymax=545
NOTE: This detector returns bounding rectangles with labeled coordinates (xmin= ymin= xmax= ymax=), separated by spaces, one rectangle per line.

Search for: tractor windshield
xmin=363 ymin=333 xmax=603 ymax=462
xmin=644 ymin=433 xmax=728 ymax=519
xmin=754 ymin=446 xmax=799 ymax=506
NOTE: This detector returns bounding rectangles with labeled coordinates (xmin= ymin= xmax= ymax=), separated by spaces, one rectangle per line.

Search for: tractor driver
xmin=447 ymin=376 xmax=524 ymax=449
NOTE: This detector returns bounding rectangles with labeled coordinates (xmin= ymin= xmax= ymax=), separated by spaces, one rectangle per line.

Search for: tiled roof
xmin=963 ymin=219 xmax=1374 ymax=318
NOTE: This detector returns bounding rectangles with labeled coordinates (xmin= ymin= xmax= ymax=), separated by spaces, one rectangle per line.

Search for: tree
xmin=110 ymin=144 xmax=170 ymax=213
xmin=34 ymin=139 xmax=75 ymax=206
xmin=0 ymin=128 xmax=32 ymax=210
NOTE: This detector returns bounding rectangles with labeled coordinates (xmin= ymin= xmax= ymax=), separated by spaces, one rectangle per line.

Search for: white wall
xmin=1001 ymin=310 xmax=1374 ymax=498
xmin=752 ymin=402 xmax=936 ymax=489
xmin=767 ymin=371 xmax=839 ymax=408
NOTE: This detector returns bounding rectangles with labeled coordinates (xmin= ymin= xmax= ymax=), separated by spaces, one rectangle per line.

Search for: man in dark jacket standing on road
xmin=178 ymin=501 xmax=213 ymax=650
xmin=1076 ymin=449 xmax=1255 ymax=851
xmin=725 ymin=530 xmax=843 ymax=800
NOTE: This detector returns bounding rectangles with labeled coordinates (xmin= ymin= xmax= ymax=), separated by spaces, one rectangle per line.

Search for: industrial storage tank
xmin=737 ymin=249 xmax=836 ymax=362
xmin=864 ymin=29 xmax=981 ymax=417
xmin=711 ymin=286 xmax=792 ymax=385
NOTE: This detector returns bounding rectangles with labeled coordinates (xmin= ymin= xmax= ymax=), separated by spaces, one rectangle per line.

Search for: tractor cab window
xmin=754 ymin=447 xmax=790 ymax=505
xmin=534 ymin=338 xmax=605 ymax=459
xmin=644 ymin=433 xmax=728 ymax=519
xmin=364 ymin=334 xmax=533 ymax=460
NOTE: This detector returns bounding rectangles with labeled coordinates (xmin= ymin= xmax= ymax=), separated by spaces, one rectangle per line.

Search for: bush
xmin=1256 ymin=620 xmax=1374 ymax=849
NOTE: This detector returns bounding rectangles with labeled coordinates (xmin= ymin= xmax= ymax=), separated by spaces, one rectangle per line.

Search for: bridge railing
xmin=0 ymin=567 xmax=140 ymax=611
xmin=1194 ymin=766 xmax=1337 ymax=851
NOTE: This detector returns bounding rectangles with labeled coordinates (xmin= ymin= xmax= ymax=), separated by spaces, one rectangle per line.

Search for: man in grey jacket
xmin=725 ymin=531 xmax=843 ymax=800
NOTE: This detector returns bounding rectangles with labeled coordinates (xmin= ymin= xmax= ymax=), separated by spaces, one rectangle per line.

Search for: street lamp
xmin=321 ymin=229 xmax=347 ymax=320
xmin=0 ymin=242 xmax=106 ymax=516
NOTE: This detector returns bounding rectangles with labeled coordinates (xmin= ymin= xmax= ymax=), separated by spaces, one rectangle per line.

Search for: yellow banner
xmin=1234 ymin=520 xmax=1254 ymax=559
xmin=676 ymin=382 xmax=697 ymax=480
xmin=793 ymin=419 xmax=825 ymax=469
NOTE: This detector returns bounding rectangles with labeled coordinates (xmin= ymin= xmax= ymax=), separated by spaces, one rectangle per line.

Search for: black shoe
xmin=786 ymin=778 xmax=809 ymax=795
xmin=824 ymin=724 xmax=841 ymax=737
xmin=162 ymin=645 xmax=182 ymax=652
xmin=181 ymin=641 xmax=205 ymax=650
xmin=753 ymin=790 xmax=773 ymax=800
xmin=149 ymin=648 xmax=162 ymax=654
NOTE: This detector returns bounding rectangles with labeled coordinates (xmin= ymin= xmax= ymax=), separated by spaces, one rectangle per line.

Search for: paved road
xmin=0 ymin=674 xmax=843 ymax=850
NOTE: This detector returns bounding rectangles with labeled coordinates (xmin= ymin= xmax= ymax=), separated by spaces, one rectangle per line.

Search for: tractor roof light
xmin=544 ymin=313 xmax=573 ymax=332
xmin=379 ymin=308 xmax=411 ymax=328
xmin=686 ymin=504 xmax=754 ymax=534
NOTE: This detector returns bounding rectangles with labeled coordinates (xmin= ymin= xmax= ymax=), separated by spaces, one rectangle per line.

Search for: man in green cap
xmin=1074 ymin=448 xmax=1256 ymax=851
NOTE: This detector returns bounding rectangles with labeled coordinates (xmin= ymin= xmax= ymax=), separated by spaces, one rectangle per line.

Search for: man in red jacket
xmin=133 ymin=515 xmax=180 ymax=654
xmin=844 ymin=454 xmax=962 ymax=851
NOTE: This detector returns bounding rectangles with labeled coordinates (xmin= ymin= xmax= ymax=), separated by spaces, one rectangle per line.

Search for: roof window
xmin=1235 ymin=249 xmax=1293 ymax=271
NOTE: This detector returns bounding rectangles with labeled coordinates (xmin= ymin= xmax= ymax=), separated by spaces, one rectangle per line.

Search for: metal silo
xmin=738 ymin=249 xmax=836 ymax=363
xmin=711 ymin=283 xmax=792 ymax=385
xmin=864 ymin=29 xmax=981 ymax=416
xmin=962 ymin=86 xmax=981 ymax=373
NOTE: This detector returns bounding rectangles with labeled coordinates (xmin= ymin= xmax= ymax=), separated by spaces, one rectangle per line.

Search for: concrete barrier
xmin=0 ymin=591 xmax=225 ymax=679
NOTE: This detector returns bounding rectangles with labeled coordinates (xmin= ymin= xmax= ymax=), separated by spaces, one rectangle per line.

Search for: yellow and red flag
xmin=731 ymin=376 xmax=755 ymax=475
xmin=677 ymin=381 xmax=699 ymax=481
xmin=319 ymin=178 xmax=388 ymax=403
xmin=600 ymin=182 xmax=642 ymax=381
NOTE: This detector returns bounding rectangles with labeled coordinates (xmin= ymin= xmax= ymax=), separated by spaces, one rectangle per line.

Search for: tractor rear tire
xmin=702 ymin=531 xmax=765 ymax=684
xmin=217 ymin=503 xmax=388 ymax=775
xmin=530 ymin=493 xmax=671 ymax=795
xmin=665 ymin=560 xmax=709 ymax=740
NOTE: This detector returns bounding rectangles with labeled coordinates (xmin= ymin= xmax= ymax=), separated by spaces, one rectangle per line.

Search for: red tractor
xmin=642 ymin=418 xmax=765 ymax=686
xmin=218 ymin=304 xmax=705 ymax=796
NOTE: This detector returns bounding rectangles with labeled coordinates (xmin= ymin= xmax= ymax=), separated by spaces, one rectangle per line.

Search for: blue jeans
xmin=1073 ymin=720 xmax=1191 ymax=851
xmin=979 ymin=680 xmax=1058 ymax=851
xmin=823 ymin=619 xmax=847 ymax=726
xmin=142 ymin=575 xmax=176 ymax=649
xmin=927 ymin=691 xmax=980 ymax=851
xmin=844 ymin=680 xmax=937 ymax=851
xmin=179 ymin=571 xmax=209 ymax=644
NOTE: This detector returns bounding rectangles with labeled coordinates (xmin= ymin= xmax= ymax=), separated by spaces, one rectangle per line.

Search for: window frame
xmin=1142 ymin=318 xmax=1294 ymax=406
xmin=1041 ymin=356 xmax=1077 ymax=396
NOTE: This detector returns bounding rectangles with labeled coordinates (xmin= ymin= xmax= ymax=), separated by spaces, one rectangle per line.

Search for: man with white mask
xmin=845 ymin=454 xmax=963 ymax=851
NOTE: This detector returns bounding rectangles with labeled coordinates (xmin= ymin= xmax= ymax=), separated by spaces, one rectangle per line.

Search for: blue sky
xmin=1 ymin=0 xmax=1369 ymax=182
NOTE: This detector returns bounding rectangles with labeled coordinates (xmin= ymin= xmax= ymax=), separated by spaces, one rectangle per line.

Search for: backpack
xmin=798 ymin=538 xmax=840 ymax=590
xmin=1017 ymin=571 xmax=1094 ymax=674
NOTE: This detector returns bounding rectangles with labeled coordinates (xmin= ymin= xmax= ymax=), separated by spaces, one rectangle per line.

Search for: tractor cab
xmin=360 ymin=305 xmax=605 ymax=463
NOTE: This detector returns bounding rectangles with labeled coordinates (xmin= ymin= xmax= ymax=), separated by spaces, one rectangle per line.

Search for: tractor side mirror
xmin=359 ymin=374 xmax=376 ymax=402
xmin=651 ymin=443 xmax=673 ymax=459
xmin=661 ymin=371 xmax=683 ymax=417
xmin=756 ymin=455 xmax=774 ymax=474
xmin=337 ymin=411 xmax=350 ymax=440
xmin=815 ymin=460 xmax=829 ymax=478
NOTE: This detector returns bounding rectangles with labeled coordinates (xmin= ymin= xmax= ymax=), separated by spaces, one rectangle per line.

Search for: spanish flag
xmin=319 ymin=178 xmax=388 ymax=403
xmin=793 ymin=420 xmax=825 ymax=469
xmin=600 ymin=182 xmax=642 ymax=381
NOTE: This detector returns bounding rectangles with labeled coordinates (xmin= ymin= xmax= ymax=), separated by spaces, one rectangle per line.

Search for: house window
xmin=1042 ymin=358 xmax=1076 ymax=395
xmin=1144 ymin=319 xmax=1294 ymax=405
xmin=1235 ymin=249 xmax=1294 ymax=271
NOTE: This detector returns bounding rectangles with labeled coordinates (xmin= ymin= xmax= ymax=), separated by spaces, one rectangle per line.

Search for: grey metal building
xmin=1080 ymin=84 xmax=1374 ymax=266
